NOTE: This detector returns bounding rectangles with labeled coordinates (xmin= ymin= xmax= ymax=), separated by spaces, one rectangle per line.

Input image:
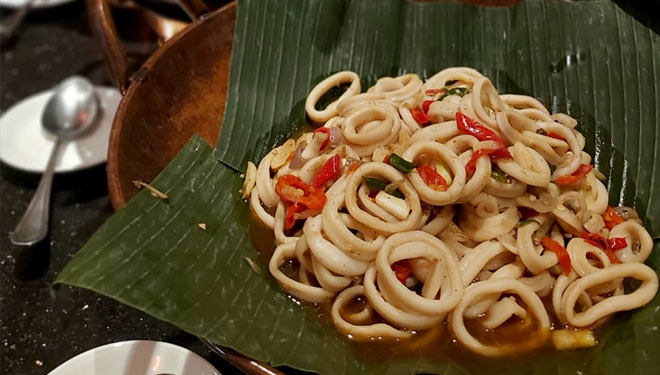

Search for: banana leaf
xmin=57 ymin=0 xmax=660 ymax=374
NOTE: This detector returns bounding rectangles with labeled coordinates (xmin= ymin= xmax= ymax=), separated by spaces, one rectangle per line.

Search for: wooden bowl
xmin=89 ymin=0 xmax=236 ymax=210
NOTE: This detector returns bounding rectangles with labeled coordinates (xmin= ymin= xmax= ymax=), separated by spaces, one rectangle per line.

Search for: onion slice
xmin=289 ymin=141 xmax=308 ymax=169
xmin=328 ymin=126 xmax=344 ymax=148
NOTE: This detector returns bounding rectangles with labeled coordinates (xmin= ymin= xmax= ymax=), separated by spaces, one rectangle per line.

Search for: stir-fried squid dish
xmin=240 ymin=68 xmax=658 ymax=356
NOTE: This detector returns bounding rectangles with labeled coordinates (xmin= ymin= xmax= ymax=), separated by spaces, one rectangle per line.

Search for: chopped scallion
xmin=490 ymin=166 xmax=510 ymax=183
xmin=362 ymin=177 xmax=404 ymax=198
xmin=389 ymin=153 xmax=415 ymax=173
xmin=439 ymin=86 xmax=470 ymax=101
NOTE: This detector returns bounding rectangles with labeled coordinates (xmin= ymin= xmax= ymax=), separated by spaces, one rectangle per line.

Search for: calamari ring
xmin=375 ymin=231 xmax=464 ymax=315
xmin=561 ymin=263 xmax=658 ymax=327
xmin=450 ymin=278 xmax=550 ymax=357
xmin=402 ymin=141 xmax=466 ymax=205
xmin=305 ymin=71 xmax=361 ymax=123
xmin=345 ymin=162 xmax=422 ymax=235
xmin=609 ymin=221 xmax=654 ymax=263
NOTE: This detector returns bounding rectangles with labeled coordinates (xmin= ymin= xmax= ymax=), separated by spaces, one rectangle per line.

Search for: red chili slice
xmin=555 ymin=164 xmax=594 ymax=185
xmin=455 ymin=112 xmax=512 ymax=159
xmin=312 ymin=154 xmax=341 ymax=189
xmin=417 ymin=164 xmax=448 ymax=191
xmin=391 ymin=260 xmax=411 ymax=284
xmin=581 ymin=231 xmax=621 ymax=264
xmin=411 ymin=107 xmax=431 ymax=125
xmin=276 ymin=174 xmax=327 ymax=229
xmin=541 ymin=237 xmax=572 ymax=275
xmin=465 ymin=148 xmax=497 ymax=176
xmin=346 ymin=160 xmax=363 ymax=175
xmin=546 ymin=131 xmax=565 ymax=141
xmin=608 ymin=237 xmax=627 ymax=251
xmin=602 ymin=206 xmax=624 ymax=230
xmin=284 ymin=203 xmax=302 ymax=230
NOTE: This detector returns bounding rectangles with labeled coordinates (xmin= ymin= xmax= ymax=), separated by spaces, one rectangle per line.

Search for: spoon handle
xmin=10 ymin=140 xmax=63 ymax=246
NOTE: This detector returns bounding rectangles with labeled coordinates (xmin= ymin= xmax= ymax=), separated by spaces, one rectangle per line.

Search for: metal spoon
xmin=10 ymin=77 xmax=99 ymax=246
xmin=200 ymin=338 xmax=285 ymax=375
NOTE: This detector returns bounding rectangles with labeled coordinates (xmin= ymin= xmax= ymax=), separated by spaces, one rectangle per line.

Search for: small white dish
xmin=0 ymin=0 xmax=74 ymax=9
xmin=0 ymin=86 xmax=120 ymax=173
xmin=48 ymin=340 xmax=221 ymax=375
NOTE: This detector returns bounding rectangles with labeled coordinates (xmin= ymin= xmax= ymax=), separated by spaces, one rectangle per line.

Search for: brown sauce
xmin=248 ymin=216 xmax=601 ymax=369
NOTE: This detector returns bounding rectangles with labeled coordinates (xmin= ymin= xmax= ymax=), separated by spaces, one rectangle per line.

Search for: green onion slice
xmin=389 ymin=153 xmax=415 ymax=174
xmin=362 ymin=177 xmax=404 ymax=198
xmin=490 ymin=166 xmax=510 ymax=183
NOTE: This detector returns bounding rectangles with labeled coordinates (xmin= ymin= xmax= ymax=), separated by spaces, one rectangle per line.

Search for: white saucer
xmin=0 ymin=0 xmax=75 ymax=9
xmin=0 ymin=86 xmax=120 ymax=173
xmin=48 ymin=340 xmax=221 ymax=375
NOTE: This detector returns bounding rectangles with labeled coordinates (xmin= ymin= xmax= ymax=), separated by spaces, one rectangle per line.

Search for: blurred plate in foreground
xmin=0 ymin=0 xmax=74 ymax=9
xmin=48 ymin=340 xmax=220 ymax=375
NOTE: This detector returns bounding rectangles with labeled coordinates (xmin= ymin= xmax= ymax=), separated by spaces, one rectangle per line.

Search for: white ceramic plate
xmin=0 ymin=86 xmax=120 ymax=173
xmin=48 ymin=340 xmax=221 ymax=375
xmin=0 ymin=0 xmax=75 ymax=9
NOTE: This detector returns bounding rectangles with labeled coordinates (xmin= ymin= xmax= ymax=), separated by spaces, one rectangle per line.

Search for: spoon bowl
xmin=10 ymin=76 xmax=99 ymax=246
xmin=42 ymin=76 xmax=99 ymax=139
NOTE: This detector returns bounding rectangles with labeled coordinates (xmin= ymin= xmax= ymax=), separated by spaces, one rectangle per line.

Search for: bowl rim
xmin=106 ymin=1 xmax=237 ymax=210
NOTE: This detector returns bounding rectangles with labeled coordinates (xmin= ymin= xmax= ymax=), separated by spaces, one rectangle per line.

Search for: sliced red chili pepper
xmin=456 ymin=112 xmax=504 ymax=144
xmin=581 ymin=230 xmax=608 ymax=249
xmin=546 ymin=131 xmax=565 ymax=141
xmin=313 ymin=127 xmax=331 ymax=151
xmin=383 ymin=154 xmax=391 ymax=165
xmin=608 ymin=237 xmax=627 ymax=251
xmin=601 ymin=247 xmax=621 ymax=264
xmin=276 ymin=175 xmax=309 ymax=201
xmin=491 ymin=147 xmax=512 ymax=160
xmin=555 ymin=164 xmax=594 ymax=185
xmin=455 ymin=112 xmax=512 ymax=159
xmin=465 ymin=148 xmax=497 ymax=176
xmin=602 ymin=206 xmax=624 ymax=230
xmin=346 ymin=160 xmax=362 ymax=175
xmin=276 ymin=174 xmax=327 ymax=229
xmin=284 ymin=203 xmax=302 ymax=230
xmin=277 ymin=175 xmax=310 ymax=195
xmin=581 ymin=230 xmax=621 ymax=264
xmin=425 ymin=88 xmax=446 ymax=95
xmin=417 ymin=164 xmax=448 ymax=191
xmin=519 ymin=207 xmax=539 ymax=219
xmin=422 ymin=100 xmax=434 ymax=113
xmin=312 ymin=154 xmax=341 ymax=189
xmin=298 ymin=189 xmax=326 ymax=210
xmin=391 ymin=259 xmax=411 ymax=284
xmin=411 ymin=107 xmax=431 ymax=125
xmin=541 ymin=237 xmax=572 ymax=275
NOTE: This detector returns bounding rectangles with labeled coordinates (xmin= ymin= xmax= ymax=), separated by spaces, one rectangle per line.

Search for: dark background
xmin=2 ymin=0 xmax=658 ymax=374
xmin=0 ymin=2 xmax=235 ymax=374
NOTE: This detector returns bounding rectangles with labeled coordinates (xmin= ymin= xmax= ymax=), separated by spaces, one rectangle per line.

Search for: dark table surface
xmin=0 ymin=3 xmax=235 ymax=374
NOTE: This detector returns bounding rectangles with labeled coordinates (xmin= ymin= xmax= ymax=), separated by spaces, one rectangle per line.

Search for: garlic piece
xmin=241 ymin=161 xmax=257 ymax=199
xmin=374 ymin=191 xmax=409 ymax=220
xmin=270 ymin=139 xmax=296 ymax=170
